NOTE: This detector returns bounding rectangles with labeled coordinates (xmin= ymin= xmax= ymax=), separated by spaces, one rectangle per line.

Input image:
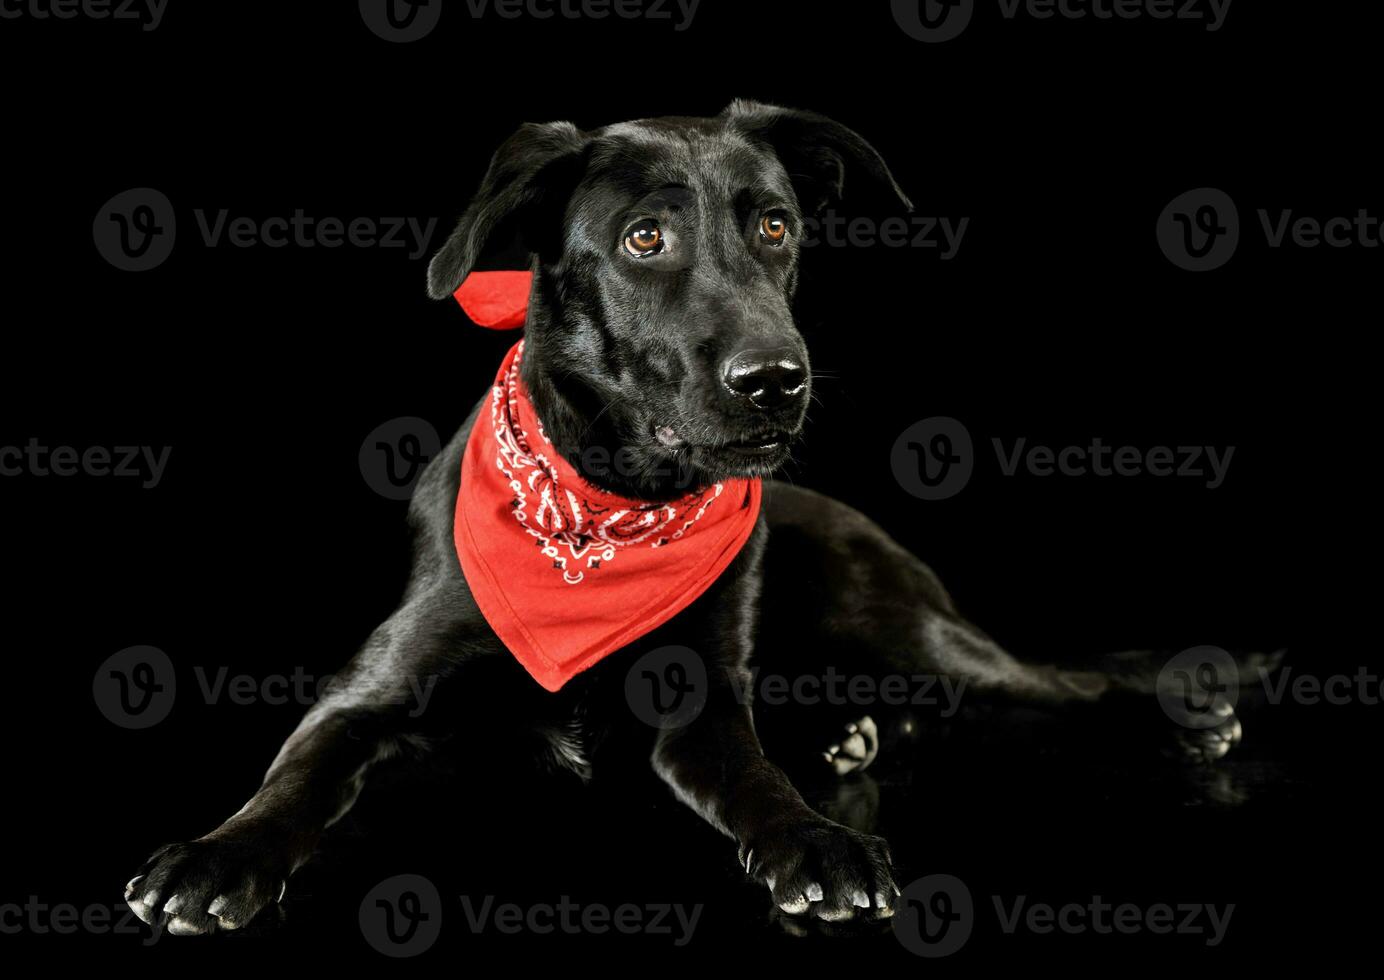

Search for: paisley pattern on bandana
xmin=490 ymin=342 xmax=729 ymax=585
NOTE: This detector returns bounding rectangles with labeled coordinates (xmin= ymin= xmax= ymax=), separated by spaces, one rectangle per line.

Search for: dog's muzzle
xmin=721 ymin=346 xmax=808 ymax=410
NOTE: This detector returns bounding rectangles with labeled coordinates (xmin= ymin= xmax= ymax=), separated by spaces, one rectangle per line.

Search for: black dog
xmin=123 ymin=101 xmax=1245 ymax=935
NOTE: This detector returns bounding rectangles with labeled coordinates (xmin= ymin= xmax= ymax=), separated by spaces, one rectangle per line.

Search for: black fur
xmin=123 ymin=102 xmax=1245 ymax=935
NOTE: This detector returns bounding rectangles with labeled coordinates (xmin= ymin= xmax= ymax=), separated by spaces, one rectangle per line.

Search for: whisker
xmin=579 ymin=394 xmax=625 ymax=440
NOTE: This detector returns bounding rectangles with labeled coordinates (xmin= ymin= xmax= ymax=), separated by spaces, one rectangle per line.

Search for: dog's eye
xmin=760 ymin=213 xmax=789 ymax=245
xmin=623 ymin=220 xmax=663 ymax=257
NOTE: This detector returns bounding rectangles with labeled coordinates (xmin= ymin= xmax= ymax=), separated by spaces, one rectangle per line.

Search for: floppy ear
xmin=426 ymin=121 xmax=588 ymax=300
xmin=722 ymin=100 xmax=913 ymax=215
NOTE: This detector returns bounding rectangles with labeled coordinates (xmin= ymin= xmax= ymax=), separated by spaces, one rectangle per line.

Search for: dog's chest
xmin=532 ymin=683 xmax=607 ymax=779
xmin=539 ymin=715 xmax=594 ymax=778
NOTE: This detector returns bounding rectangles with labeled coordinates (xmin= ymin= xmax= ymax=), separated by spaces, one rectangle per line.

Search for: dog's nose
xmin=722 ymin=347 xmax=808 ymax=409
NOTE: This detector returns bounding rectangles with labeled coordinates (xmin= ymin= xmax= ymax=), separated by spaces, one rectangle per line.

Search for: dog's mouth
xmin=654 ymin=424 xmax=796 ymax=477
xmin=719 ymin=433 xmax=792 ymax=456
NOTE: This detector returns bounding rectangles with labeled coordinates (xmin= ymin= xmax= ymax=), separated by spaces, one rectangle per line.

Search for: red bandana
xmin=452 ymin=274 xmax=763 ymax=692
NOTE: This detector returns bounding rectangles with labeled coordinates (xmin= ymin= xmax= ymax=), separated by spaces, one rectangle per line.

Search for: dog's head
xmin=428 ymin=101 xmax=910 ymax=500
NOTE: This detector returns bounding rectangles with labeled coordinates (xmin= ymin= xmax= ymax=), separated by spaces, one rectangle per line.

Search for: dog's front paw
xmin=125 ymin=831 xmax=291 ymax=935
xmin=740 ymin=817 xmax=897 ymax=921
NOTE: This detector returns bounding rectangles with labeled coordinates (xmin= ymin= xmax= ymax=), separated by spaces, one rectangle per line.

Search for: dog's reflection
xmin=815 ymin=773 xmax=882 ymax=834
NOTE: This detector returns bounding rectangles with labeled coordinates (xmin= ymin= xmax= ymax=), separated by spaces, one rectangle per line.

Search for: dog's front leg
xmin=124 ymin=701 xmax=406 ymax=934
xmin=652 ymin=670 xmax=899 ymax=921
xmin=123 ymin=603 xmax=463 ymax=936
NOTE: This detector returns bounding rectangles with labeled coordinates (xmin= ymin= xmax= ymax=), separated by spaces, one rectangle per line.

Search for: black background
xmin=1 ymin=0 xmax=1376 ymax=972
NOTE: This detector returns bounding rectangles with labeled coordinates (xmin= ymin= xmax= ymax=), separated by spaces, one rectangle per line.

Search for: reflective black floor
xmin=79 ymin=683 xmax=1375 ymax=971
